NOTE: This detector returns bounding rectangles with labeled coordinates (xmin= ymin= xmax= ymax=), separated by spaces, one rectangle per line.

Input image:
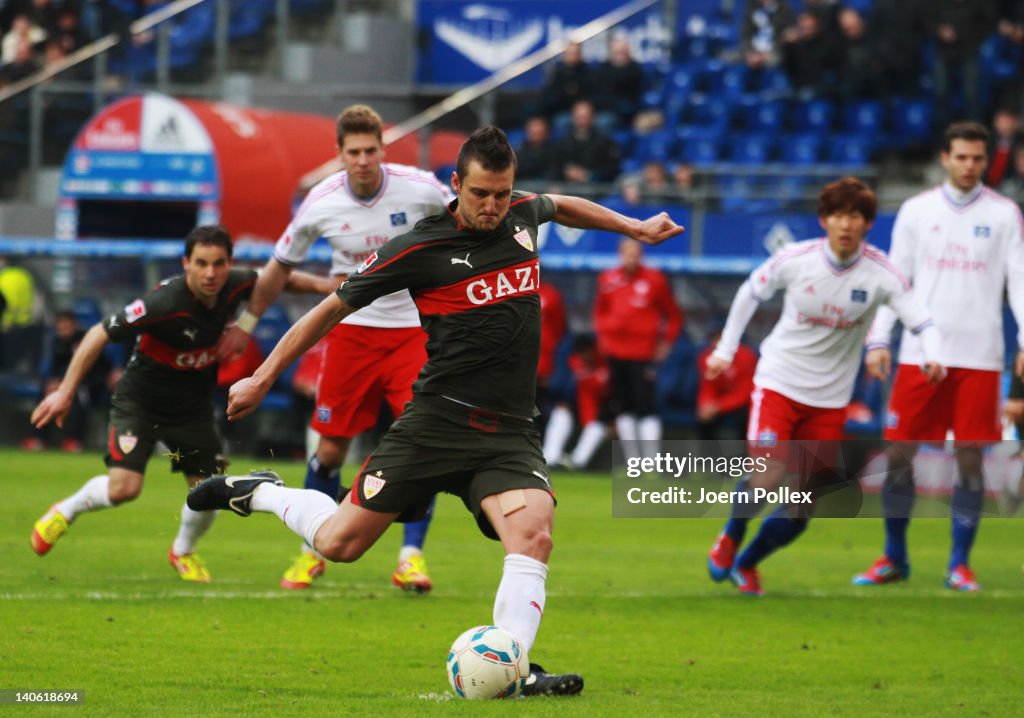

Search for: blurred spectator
xmin=867 ymin=0 xmax=928 ymax=97
xmin=997 ymin=144 xmax=1024 ymax=199
xmin=741 ymin=0 xmax=796 ymax=69
xmin=671 ymin=163 xmax=698 ymax=201
xmin=542 ymin=334 xmax=612 ymax=471
xmin=696 ymin=328 xmax=756 ymax=441
xmin=994 ymin=0 xmax=1024 ymax=107
xmin=1 ymin=13 xmax=44 ymax=64
xmin=516 ymin=115 xmax=558 ymax=182
xmin=837 ymin=6 xmax=877 ymax=100
xmin=0 ymin=35 xmax=38 ymax=84
xmin=23 ymin=310 xmax=121 ymax=453
xmin=594 ymin=239 xmax=682 ymax=462
xmin=534 ymin=278 xmax=568 ymax=439
xmin=781 ymin=10 xmax=841 ymax=98
xmin=551 ymin=99 xmax=622 ymax=185
xmin=291 ymin=339 xmax=327 ymax=459
xmin=620 ymin=160 xmax=670 ymax=205
xmin=0 ymin=260 xmax=43 ymax=372
xmin=592 ymin=34 xmax=645 ymax=130
xmin=23 ymin=0 xmax=58 ymax=39
xmin=986 ymin=106 xmax=1023 ymax=186
xmin=539 ymin=40 xmax=594 ymax=125
xmin=930 ymin=0 xmax=997 ymax=125
xmin=50 ymin=6 xmax=83 ymax=54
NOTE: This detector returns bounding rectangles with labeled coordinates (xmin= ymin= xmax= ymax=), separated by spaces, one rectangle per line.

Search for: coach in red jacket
xmin=593 ymin=239 xmax=682 ymax=460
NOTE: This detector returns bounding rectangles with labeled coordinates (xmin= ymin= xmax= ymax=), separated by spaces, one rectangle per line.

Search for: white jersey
xmin=275 ymin=163 xmax=452 ymax=327
xmin=714 ymin=239 xmax=938 ymax=408
xmin=866 ymin=183 xmax=1024 ymax=370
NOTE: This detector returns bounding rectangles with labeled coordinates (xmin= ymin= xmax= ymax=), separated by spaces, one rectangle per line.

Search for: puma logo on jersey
xmin=451 ymin=253 xmax=473 ymax=268
xmin=183 ymin=327 xmax=198 ymax=341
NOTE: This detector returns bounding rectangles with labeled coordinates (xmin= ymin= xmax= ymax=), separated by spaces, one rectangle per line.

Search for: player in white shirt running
xmin=217 ymin=105 xmax=452 ymax=592
xmin=853 ymin=122 xmax=1024 ymax=592
xmin=705 ymin=177 xmax=944 ymax=596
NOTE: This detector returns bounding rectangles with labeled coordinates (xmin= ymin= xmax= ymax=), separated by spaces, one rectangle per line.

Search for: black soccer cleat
xmin=187 ymin=470 xmax=284 ymax=517
xmin=520 ymin=663 xmax=584 ymax=697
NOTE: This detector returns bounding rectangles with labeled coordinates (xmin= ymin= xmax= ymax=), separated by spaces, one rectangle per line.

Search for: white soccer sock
xmin=399 ymin=545 xmax=422 ymax=562
xmin=55 ymin=474 xmax=113 ymax=521
xmin=615 ymin=414 xmax=639 ymax=462
xmin=638 ymin=415 xmax=663 ymax=466
xmin=251 ymin=484 xmax=338 ymax=552
xmin=542 ymin=405 xmax=574 ymax=464
xmin=571 ymin=421 xmax=606 ymax=469
xmin=296 ymin=540 xmax=324 ymax=559
xmin=172 ymin=503 xmax=218 ymax=556
xmin=493 ymin=553 xmax=548 ymax=655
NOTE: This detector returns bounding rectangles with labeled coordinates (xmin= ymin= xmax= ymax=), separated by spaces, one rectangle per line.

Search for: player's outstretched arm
xmin=547 ymin=194 xmax=684 ymax=246
xmin=284 ymin=269 xmax=343 ymax=296
xmin=227 ymin=291 xmax=356 ymax=421
xmin=217 ymin=258 xmax=293 ymax=362
xmin=31 ymin=322 xmax=109 ymax=429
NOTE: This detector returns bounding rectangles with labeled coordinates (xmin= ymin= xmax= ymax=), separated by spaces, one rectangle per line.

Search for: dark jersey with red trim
xmin=339 ymin=191 xmax=556 ymax=417
xmin=103 ymin=268 xmax=257 ymax=422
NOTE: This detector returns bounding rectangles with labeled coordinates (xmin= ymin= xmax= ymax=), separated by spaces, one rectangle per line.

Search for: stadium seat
xmin=729 ymin=134 xmax=776 ymax=165
xmin=792 ymin=98 xmax=835 ymax=132
xmin=780 ymin=133 xmax=823 ymax=164
xmin=889 ymin=98 xmax=934 ymax=148
xmin=756 ymin=67 xmax=791 ymax=96
xmin=71 ymin=297 xmax=103 ymax=328
xmin=828 ymin=135 xmax=874 ymax=166
xmin=742 ymin=97 xmax=786 ymax=133
xmin=715 ymin=63 xmax=750 ymax=97
xmin=632 ymin=130 xmax=677 ymax=164
xmin=842 ymin=100 xmax=885 ymax=137
xmin=253 ymin=304 xmax=292 ymax=360
xmin=679 ymin=135 xmax=722 ymax=164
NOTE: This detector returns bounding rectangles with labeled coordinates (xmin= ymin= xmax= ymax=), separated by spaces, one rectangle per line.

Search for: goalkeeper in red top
xmin=593 ymin=240 xmax=682 ymax=461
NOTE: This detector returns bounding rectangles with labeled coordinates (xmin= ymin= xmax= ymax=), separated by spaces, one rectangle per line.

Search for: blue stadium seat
xmin=828 ymin=135 xmax=874 ymax=166
xmin=792 ymin=98 xmax=835 ymax=132
xmin=669 ymin=66 xmax=698 ymax=95
xmin=742 ymin=97 xmax=786 ymax=133
xmin=756 ymin=67 xmax=791 ymax=96
xmin=729 ymin=134 xmax=776 ymax=165
xmin=253 ymin=304 xmax=292 ymax=359
xmin=632 ymin=130 xmax=677 ymax=163
xmin=889 ymin=98 xmax=934 ymax=148
xmin=715 ymin=63 xmax=750 ymax=97
xmin=843 ymin=100 xmax=885 ymax=136
xmin=679 ymin=135 xmax=722 ymax=164
xmin=71 ymin=297 xmax=103 ymax=328
xmin=780 ymin=133 xmax=823 ymax=164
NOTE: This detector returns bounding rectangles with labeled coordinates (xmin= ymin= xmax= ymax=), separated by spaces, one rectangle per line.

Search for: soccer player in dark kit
xmin=30 ymin=225 xmax=329 ymax=582
xmin=188 ymin=127 xmax=683 ymax=694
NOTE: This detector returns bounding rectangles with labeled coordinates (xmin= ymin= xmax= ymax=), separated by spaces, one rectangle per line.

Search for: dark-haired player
xmin=705 ymin=177 xmax=944 ymax=596
xmin=30 ymin=225 xmax=327 ymax=582
xmin=188 ymin=126 xmax=683 ymax=695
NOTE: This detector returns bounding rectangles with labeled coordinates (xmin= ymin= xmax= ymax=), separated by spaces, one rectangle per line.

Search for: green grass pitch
xmin=3 ymin=448 xmax=1023 ymax=717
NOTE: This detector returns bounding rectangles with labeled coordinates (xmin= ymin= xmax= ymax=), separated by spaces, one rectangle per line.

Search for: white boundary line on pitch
xmin=2 ymin=588 xmax=1024 ymax=601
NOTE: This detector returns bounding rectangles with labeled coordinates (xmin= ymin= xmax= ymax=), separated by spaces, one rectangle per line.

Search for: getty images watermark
xmin=610 ymin=440 xmax=1024 ymax=519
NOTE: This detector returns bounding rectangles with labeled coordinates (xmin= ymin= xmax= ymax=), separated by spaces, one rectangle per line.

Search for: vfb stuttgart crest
xmin=363 ymin=472 xmax=386 ymax=499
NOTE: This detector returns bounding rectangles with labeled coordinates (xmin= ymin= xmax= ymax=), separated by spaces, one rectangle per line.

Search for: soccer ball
xmin=445 ymin=625 xmax=530 ymax=699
